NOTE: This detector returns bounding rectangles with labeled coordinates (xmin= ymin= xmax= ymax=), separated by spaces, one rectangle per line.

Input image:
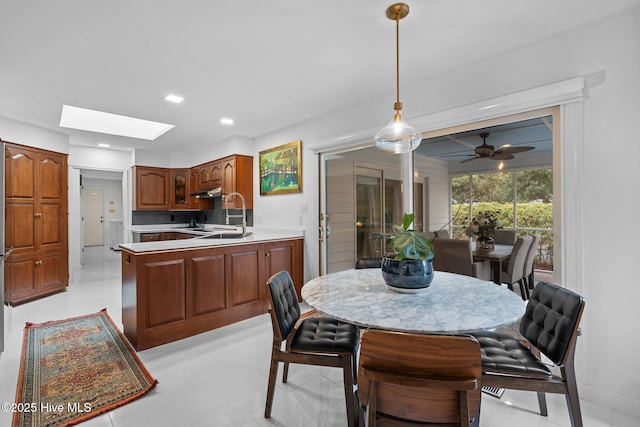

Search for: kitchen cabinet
xmin=170 ymin=169 xmax=189 ymax=210
xmin=221 ymin=155 xmax=253 ymax=209
xmin=140 ymin=233 xmax=163 ymax=242
xmin=133 ymin=166 xmax=170 ymax=210
xmin=196 ymin=160 xmax=221 ymax=192
xmin=265 ymin=239 xmax=304 ymax=300
xmin=4 ymin=143 xmax=68 ymax=305
xmin=121 ymin=237 xmax=303 ymax=350
xmin=170 ymin=169 xmax=213 ymax=211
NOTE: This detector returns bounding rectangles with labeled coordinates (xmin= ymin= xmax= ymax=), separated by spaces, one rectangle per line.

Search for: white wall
xmin=0 ymin=116 xmax=68 ymax=153
xmin=252 ymin=7 xmax=640 ymax=418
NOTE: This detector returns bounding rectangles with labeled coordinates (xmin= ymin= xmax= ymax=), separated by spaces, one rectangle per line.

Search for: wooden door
xmin=134 ymin=166 xmax=169 ymax=210
xmin=221 ymin=156 xmax=236 ymax=207
xmin=209 ymin=161 xmax=222 ymax=188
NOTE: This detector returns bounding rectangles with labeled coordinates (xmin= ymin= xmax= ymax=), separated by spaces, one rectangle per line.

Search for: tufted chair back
xmin=267 ymin=271 xmax=301 ymax=341
xmin=518 ymin=281 xmax=585 ymax=366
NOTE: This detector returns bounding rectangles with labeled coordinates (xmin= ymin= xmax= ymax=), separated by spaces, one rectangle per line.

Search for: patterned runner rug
xmin=12 ymin=309 xmax=158 ymax=427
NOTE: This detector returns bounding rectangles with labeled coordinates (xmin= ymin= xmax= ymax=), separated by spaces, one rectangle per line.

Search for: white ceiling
xmin=1 ymin=0 xmax=637 ymax=153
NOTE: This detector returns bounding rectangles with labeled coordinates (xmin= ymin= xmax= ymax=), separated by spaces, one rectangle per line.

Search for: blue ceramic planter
xmin=381 ymin=257 xmax=435 ymax=293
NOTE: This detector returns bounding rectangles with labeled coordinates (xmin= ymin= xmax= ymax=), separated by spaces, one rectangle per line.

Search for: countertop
xmin=122 ymin=224 xmax=304 ymax=253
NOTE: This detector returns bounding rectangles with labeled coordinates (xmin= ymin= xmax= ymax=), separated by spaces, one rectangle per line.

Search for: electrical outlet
xmin=298 ymin=215 xmax=304 ymax=226
xmin=300 ymin=204 xmax=308 ymax=215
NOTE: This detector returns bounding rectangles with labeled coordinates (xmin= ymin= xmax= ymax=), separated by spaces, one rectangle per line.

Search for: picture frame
xmin=259 ymin=140 xmax=302 ymax=195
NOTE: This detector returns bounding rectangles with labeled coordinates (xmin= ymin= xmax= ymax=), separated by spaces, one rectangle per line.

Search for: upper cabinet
xmin=133 ymin=155 xmax=252 ymax=211
xmin=196 ymin=160 xmax=222 ymax=192
xmin=133 ymin=166 xmax=169 ymax=210
xmin=221 ymin=155 xmax=253 ymax=209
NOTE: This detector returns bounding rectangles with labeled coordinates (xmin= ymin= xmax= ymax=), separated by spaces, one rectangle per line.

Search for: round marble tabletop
xmin=301 ymin=269 xmax=526 ymax=334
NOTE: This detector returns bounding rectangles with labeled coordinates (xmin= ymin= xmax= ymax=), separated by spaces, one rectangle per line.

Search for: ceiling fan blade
xmin=460 ymin=156 xmax=480 ymax=164
xmin=490 ymin=152 xmax=514 ymax=160
xmin=496 ymin=146 xmax=535 ymax=154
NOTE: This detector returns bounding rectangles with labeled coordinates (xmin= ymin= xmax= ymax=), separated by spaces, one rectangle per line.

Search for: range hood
xmin=190 ymin=186 xmax=222 ymax=198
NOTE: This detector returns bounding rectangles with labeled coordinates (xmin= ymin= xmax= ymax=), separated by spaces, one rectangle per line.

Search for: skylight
xmin=59 ymin=105 xmax=174 ymax=140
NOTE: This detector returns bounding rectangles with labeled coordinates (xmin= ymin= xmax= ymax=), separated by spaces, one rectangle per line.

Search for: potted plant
xmin=380 ymin=213 xmax=435 ymax=292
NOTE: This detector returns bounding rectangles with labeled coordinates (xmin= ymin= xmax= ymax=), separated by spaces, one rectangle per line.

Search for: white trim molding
xmin=309 ymin=76 xmax=585 ymax=152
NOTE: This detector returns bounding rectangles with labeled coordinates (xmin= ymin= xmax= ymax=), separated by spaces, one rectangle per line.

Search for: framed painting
xmin=259 ymin=140 xmax=302 ymax=195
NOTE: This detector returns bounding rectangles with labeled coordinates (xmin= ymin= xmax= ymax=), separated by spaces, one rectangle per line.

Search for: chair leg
xmin=562 ymin=361 xmax=584 ymax=427
xmin=536 ymin=392 xmax=548 ymax=416
xmin=343 ymin=354 xmax=357 ymax=427
xmin=282 ymin=336 xmax=293 ymax=383
xmin=264 ymin=347 xmax=280 ymax=418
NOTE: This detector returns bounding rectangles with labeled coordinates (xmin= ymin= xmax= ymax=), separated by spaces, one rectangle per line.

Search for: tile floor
xmin=1 ymin=246 xmax=638 ymax=426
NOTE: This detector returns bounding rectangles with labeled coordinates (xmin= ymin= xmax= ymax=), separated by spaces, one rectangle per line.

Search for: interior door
xmin=83 ymin=188 xmax=104 ymax=246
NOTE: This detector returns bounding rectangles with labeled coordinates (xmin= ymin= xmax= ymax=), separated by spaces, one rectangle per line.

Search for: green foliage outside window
xmin=450 ymin=168 xmax=554 ymax=270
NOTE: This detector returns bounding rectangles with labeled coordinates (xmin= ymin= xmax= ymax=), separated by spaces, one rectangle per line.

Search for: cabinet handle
xmin=35 ymin=260 xmax=42 ymax=266
xmin=35 ymin=212 xmax=42 ymax=218
xmin=266 ymin=252 xmax=270 ymax=257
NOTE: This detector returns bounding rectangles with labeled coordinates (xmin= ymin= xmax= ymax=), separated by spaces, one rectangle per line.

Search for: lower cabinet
xmin=121 ymin=238 xmax=303 ymax=350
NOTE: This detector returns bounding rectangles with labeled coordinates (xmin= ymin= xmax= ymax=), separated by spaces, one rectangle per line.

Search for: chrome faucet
xmin=225 ymin=192 xmax=247 ymax=236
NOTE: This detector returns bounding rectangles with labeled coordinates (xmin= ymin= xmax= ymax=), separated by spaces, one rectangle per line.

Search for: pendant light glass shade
xmin=374 ymin=116 xmax=422 ymax=154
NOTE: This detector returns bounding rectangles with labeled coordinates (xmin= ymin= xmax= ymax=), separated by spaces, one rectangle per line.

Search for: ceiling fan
xmin=459 ymin=132 xmax=534 ymax=164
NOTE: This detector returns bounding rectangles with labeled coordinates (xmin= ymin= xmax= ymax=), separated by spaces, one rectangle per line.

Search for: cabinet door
xmin=5 ymin=146 xmax=36 ymax=199
xmin=134 ymin=166 xmax=169 ymax=210
xmin=221 ymin=157 xmax=236 ymax=208
xmin=209 ymin=161 xmax=222 ymax=188
xmin=170 ymin=169 xmax=189 ymax=209
xmin=225 ymin=244 xmax=265 ymax=309
xmin=36 ymin=151 xmax=67 ymax=254
xmin=266 ymin=239 xmax=304 ymax=300
xmin=197 ymin=164 xmax=211 ymax=191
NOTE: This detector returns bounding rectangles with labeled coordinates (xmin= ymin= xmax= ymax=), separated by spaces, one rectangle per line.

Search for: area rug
xmin=13 ymin=309 xmax=158 ymax=427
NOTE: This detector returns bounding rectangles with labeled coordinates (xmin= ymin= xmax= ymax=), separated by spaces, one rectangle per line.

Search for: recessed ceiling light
xmin=165 ymin=94 xmax=184 ymax=103
xmin=60 ymin=105 xmax=174 ymax=140
xmin=98 ymin=143 xmax=110 ymax=148
xmin=220 ymin=117 xmax=234 ymax=125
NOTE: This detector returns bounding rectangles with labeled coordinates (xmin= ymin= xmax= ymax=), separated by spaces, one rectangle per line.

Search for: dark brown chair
xmin=265 ymin=271 xmax=360 ymax=426
xmin=473 ymin=281 xmax=586 ymax=427
xmin=358 ymin=330 xmax=482 ymax=426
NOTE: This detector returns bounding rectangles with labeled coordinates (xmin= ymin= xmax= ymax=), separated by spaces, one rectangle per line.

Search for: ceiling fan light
xmin=374 ymin=118 xmax=422 ymax=154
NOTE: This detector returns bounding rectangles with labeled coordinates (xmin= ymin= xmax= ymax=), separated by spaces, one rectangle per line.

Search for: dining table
xmin=301 ymin=268 xmax=526 ymax=334
xmin=472 ymin=243 xmax=514 ymax=284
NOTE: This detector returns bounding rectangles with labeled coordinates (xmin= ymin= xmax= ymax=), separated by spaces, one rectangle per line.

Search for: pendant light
xmin=374 ymin=3 xmax=421 ymax=154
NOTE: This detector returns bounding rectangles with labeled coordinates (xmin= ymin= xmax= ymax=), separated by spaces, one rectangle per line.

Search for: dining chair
xmin=265 ymin=270 xmax=360 ymax=426
xmin=522 ymin=233 xmax=541 ymax=298
xmin=433 ymin=238 xmax=491 ymax=281
xmin=472 ymin=281 xmax=586 ymax=427
xmin=500 ymin=235 xmax=533 ymax=299
xmin=358 ymin=330 xmax=482 ymax=426
xmin=493 ymin=229 xmax=517 ymax=245
xmin=356 ymin=257 xmax=382 ymax=269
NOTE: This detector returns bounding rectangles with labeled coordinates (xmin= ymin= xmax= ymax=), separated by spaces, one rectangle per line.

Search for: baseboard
xmin=582 ymin=383 xmax=640 ymax=419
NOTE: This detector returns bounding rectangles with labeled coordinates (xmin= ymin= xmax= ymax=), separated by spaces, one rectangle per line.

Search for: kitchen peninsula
xmin=120 ymin=226 xmax=304 ymax=350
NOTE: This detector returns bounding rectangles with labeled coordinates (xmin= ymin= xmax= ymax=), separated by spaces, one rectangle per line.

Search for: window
xmin=451 ymin=167 xmax=553 ymax=270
